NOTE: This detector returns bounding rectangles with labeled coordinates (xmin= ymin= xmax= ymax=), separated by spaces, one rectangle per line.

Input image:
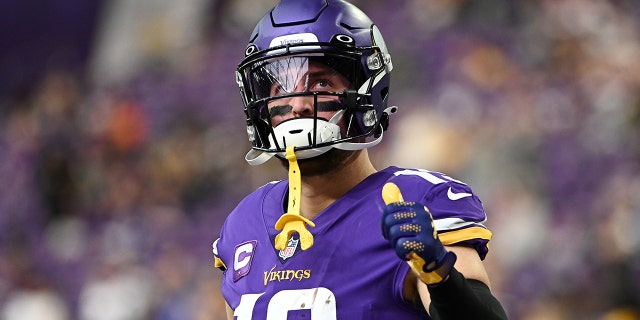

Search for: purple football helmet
xmin=236 ymin=0 xmax=395 ymax=165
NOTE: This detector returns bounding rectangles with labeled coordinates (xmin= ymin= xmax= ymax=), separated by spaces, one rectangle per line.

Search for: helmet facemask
xmin=238 ymin=40 xmax=392 ymax=165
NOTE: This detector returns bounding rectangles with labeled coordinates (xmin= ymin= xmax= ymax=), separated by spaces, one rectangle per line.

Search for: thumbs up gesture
xmin=381 ymin=182 xmax=457 ymax=285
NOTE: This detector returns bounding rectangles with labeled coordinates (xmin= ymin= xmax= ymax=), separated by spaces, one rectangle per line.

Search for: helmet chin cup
xmin=244 ymin=108 xmax=397 ymax=166
xmin=244 ymin=111 xmax=345 ymax=166
xmin=270 ymin=116 xmax=341 ymax=158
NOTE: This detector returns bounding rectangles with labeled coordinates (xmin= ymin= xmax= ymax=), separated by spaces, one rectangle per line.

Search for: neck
xmin=296 ymin=150 xmax=377 ymax=220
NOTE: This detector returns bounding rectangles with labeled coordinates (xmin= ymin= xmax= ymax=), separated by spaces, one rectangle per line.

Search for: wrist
xmin=409 ymin=251 xmax=457 ymax=286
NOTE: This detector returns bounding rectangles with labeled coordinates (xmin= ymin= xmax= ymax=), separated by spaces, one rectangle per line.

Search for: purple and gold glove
xmin=381 ymin=182 xmax=457 ymax=285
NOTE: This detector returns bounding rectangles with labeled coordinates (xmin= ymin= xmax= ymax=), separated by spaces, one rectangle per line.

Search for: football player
xmin=212 ymin=0 xmax=508 ymax=319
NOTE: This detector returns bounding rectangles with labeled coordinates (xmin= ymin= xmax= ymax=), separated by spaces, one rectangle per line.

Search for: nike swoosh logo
xmin=447 ymin=187 xmax=472 ymax=201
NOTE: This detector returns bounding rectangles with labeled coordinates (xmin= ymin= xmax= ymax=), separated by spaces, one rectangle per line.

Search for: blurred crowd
xmin=1 ymin=0 xmax=639 ymax=319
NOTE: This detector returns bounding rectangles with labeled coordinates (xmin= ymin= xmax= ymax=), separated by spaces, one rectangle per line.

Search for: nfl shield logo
xmin=278 ymin=237 xmax=298 ymax=260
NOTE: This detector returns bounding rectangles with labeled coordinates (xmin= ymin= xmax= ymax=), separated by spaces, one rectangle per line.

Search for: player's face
xmin=266 ymin=60 xmax=351 ymax=127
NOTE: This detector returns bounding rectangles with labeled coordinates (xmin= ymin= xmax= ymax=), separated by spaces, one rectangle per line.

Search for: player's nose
xmin=289 ymin=95 xmax=314 ymax=117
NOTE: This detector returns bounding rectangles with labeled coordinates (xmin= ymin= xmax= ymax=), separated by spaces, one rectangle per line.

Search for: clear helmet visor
xmin=245 ymin=55 xmax=360 ymax=126
xmin=251 ymin=56 xmax=355 ymax=98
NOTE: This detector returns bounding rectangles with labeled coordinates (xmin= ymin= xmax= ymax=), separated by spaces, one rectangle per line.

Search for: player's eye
xmin=311 ymin=79 xmax=333 ymax=91
xmin=317 ymin=79 xmax=331 ymax=88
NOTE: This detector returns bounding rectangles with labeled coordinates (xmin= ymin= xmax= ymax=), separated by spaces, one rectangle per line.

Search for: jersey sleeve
xmin=212 ymin=238 xmax=226 ymax=271
xmin=211 ymin=181 xmax=279 ymax=274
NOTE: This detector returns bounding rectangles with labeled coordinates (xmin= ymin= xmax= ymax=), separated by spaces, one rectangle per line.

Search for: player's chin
xmin=279 ymin=148 xmax=357 ymax=177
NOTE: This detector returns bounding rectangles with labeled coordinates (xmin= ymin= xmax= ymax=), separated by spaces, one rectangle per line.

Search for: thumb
xmin=382 ymin=182 xmax=404 ymax=205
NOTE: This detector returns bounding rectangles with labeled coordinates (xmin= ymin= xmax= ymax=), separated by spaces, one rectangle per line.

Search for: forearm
xmin=428 ymin=268 xmax=507 ymax=320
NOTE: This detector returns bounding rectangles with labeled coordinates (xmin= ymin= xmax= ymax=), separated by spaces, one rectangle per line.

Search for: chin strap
xmin=274 ymin=146 xmax=315 ymax=251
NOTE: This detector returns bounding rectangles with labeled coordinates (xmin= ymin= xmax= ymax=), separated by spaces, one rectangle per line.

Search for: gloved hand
xmin=381 ymin=182 xmax=457 ymax=285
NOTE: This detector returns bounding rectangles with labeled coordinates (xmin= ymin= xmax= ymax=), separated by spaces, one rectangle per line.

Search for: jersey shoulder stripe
xmin=439 ymin=226 xmax=492 ymax=245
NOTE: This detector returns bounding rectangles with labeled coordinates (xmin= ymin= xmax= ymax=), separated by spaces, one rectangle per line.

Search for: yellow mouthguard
xmin=274 ymin=146 xmax=315 ymax=251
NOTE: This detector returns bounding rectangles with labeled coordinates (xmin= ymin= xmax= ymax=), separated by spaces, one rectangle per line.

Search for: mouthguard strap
xmin=274 ymin=146 xmax=315 ymax=250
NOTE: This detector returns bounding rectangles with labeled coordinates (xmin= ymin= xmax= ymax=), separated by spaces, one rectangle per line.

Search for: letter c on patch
xmin=233 ymin=240 xmax=257 ymax=282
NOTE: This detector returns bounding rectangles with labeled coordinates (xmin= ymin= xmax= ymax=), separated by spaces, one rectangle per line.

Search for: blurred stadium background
xmin=1 ymin=0 xmax=639 ymax=319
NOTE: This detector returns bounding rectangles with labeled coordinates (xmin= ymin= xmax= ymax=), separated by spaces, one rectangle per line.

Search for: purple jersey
xmin=213 ymin=166 xmax=492 ymax=319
